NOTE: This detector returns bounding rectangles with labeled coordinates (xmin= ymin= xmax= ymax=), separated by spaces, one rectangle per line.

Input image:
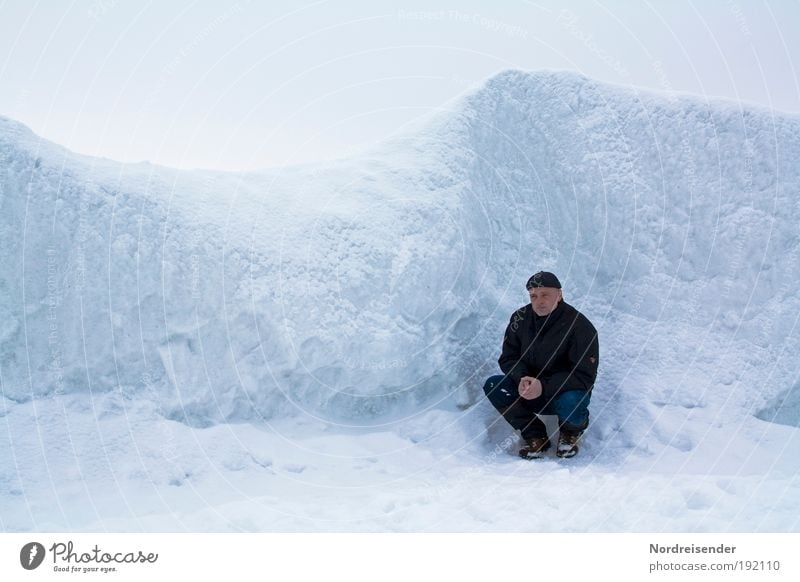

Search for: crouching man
xmin=484 ymin=271 xmax=599 ymax=459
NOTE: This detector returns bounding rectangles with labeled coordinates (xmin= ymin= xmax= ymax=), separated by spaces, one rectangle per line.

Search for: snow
xmin=1 ymin=69 xmax=799 ymax=531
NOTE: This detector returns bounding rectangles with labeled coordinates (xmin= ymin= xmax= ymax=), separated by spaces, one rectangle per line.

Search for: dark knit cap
xmin=526 ymin=271 xmax=562 ymax=289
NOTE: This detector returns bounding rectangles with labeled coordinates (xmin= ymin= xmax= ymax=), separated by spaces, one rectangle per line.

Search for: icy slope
xmin=435 ymin=71 xmax=800 ymax=457
xmin=2 ymin=69 xmax=800 ymax=533
xmin=1 ymin=70 xmax=799 ymax=436
xmin=0 ymin=114 xmax=482 ymax=424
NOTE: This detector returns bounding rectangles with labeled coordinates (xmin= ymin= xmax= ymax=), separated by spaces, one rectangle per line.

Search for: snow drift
xmin=3 ymin=70 xmax=800 ymax=533
xmin=1 ymin=70 xmax=799 ymax=437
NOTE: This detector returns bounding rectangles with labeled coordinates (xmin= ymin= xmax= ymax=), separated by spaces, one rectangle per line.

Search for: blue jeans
xmin=483 ymin=374 xmax=591 ymax=439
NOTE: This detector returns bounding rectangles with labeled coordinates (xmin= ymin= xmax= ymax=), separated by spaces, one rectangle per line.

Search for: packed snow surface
xmin=1 ymin=70 xmax=799 ymax=531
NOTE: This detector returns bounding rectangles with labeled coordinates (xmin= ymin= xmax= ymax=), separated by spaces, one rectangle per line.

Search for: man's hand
xmin=518 ymin=376 xmax=542 ymax=400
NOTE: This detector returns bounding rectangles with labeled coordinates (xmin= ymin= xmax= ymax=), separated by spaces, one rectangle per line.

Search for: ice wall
xmin=1 ymin=70 xmax=798 ymax=429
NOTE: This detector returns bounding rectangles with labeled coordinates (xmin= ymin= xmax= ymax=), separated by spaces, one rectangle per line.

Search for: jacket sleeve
xmin=498 ymin=310 xmax=529 ymax=387
xmin=540 ymin=317 xmax=599 ymax=399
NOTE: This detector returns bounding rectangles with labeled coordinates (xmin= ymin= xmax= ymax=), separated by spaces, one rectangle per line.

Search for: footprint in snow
xmin=684 ymin=490 xmax=715 ymax=510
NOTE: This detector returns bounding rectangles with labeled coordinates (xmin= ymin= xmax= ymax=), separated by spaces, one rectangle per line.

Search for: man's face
xmin=528 ymin=287 xmax=562 ymax=316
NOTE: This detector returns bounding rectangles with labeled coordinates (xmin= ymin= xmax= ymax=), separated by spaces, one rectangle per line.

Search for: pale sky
xmin=1 ymin=0 xmax=798 ymax=171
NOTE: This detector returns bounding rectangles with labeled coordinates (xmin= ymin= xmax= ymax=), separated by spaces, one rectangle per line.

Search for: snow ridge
xmin=1 ymin=70 xmax=799 ymax=438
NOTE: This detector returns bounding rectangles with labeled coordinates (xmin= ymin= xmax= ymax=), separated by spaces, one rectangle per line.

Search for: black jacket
xmin=498 ymin=300 xmax=599 ymax=400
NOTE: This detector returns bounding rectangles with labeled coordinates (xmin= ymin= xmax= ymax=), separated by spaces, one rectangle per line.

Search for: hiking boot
xmin=556 ymin=432 xmax=582 ymax=458
xmin=519 ymin=436 xmax=551 ymax=459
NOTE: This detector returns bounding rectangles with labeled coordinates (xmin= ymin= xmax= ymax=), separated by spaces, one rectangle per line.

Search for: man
xmin=483 ymin=271 xmax=599 ymax=459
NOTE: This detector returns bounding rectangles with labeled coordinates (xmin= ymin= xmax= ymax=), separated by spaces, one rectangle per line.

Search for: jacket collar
xmin=530 ymin=300 xmax=566 ymax=335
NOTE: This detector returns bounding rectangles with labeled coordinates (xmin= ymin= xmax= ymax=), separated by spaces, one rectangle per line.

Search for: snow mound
xmin=1 ymin=70 xmax=799 ymax=439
